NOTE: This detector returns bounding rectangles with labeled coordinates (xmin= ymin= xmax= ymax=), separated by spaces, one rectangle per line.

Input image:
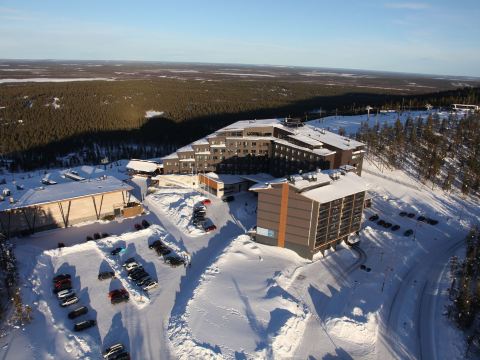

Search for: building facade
xmin=250 ymin=170 xmax=366 ymax=259
xmin=162 ymin=118 xmax=365 ymax=177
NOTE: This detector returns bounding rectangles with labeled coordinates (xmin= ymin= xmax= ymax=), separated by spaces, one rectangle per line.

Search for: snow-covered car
xmin=141 ymin=219 xmax=151 ymax=228
xmin=98 ymin=271 xmax=115 ymax=280
xmin=142 ymin=280 xmax=158 ymax=291
xmin=60 ymin=295 xmax=79 ymax=307
xmin=68 ymin=306 xmax=88 ymax=319
xmin=73 ymin=319 xmax=96 ymax=331
xmin=103 ymin=343 xmax=124 ymax=359
xmin=57 ymin=288 xmax=75 ymax=300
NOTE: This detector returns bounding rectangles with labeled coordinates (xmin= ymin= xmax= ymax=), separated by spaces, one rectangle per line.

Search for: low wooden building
xmin=0 ymin=176 xmax=134 ymax=237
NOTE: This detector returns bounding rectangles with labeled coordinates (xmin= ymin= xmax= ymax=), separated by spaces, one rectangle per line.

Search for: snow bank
xmin=168 ymin=235 xmax=311 ymax=359
xmin=145 ymin=188 xmax=206 ymax=237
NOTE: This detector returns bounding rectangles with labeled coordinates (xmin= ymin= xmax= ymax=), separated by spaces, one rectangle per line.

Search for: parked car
xmin=57 ymin=289 xmax=75 ymax=300
xmin=123 ymin=257 xmax=136 ymax=266
xmin=54 ymin=278 xmax=71 ymax=287
xmin=101 ymin=233 xmax=110 ymax=238
xmin=86 ymin=235 xmax=94 ymax=241
xmin=134 ymin=275 xmax=151 ymax=286
xmin=194 ymin=204 xmax=207 ymax=211
xmin=377 ymin=219 xmax=386 ymax=226
xmin=148 ymin=240 xmax=162 ymax=249
xmin=129 ymin=270 xmax=148 ymax=281
xmin=201 ymin=199 xmax=211 ymax=206
xmin=93 ymin=233 xmax=101 ymax=240
xmin=68 ymin=306 xmax=88 ymax=319
xmin=134 ymin=223 xmax=142 ymax=231
xmin=111 ymin=293 xmax=129 ymax=305
xmin=73 ymin=319 xmax=96 ymax=331
xmin=108 ymin=289 xmax=128 ymax=298
xmin=369 ymin=214 xmax=379 ymax=221
xmin=60 ymin=295 xmax=79 ymax=307
xmin=156 ymin=247 xmax=171 ymax=256
xmin=427 ymin=218 xmax=439 ymax=225
xmin=391 ymin=225 xmax=400 ymax=231
xmin=98 ymin=271 xmax=115 ymax=280
xmin=399 ymin=211 xmax=407 ymax=217
xmin=110 ymin=247 xmax=125 ymax=256
xmin=53 ymin=274 xmax=71 ymax=283
xmin=143 ymin=280 xmax=158 ymax=291
xmin=417 ymin=215 xmax=427 ymax=222
xmin=165 ymin=255 xmax=186 ymax=267
xmin=404 ymin=229 xmax=414 ymax=236
xmin=204 ymin=224 xmax=217 ymax=232
xmin=383 ymin=222 xmax=392 ymax=229
xmin=53 ymin=282 xmax=72 ymax=294
xmin=141 ymin=219 xmax=151 ymax=228
xmin=407 ymin=213 xmax=415 ymax=218
xmin=125 ymin=262 xmax=140 ymax=272
xmin=222 ymin=195 xmax=235 ymax=202
xmin=108 ymin=351 xmax=130 ymax=360
xmin=103 ymin=344 xmax=124 ymax=359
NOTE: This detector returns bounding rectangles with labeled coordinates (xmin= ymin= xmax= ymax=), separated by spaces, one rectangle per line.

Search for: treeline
xmin=356 ymin=112 xmax=480 ymax=197
xmin=0 ymin=79 xmax=479 ymax=171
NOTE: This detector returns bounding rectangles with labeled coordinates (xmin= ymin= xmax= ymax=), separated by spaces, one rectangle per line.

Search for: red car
xmin=201 ymin=199 xmax=211 ymax=206
xmin=204 ymin=224 xmax=217 ymax=232
xmin=54 ymin=278 xmax=72 ymax=288
xmin=108 ymin=289 xmax=128 ymax=298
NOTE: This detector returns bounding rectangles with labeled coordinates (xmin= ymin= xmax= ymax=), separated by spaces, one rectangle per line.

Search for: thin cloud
xmin=385 ymin=2 xmax=430 ymax=10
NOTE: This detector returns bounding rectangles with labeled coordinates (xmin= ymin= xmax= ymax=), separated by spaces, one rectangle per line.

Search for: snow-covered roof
xmin=1 ymin=176 xmax=133 ymax=211
xmin=176 ymin=145 xmax=194 ymax=153
xmin=202 ymin=172 xmax=246 ymax=185
xmin=162 ymin=153 xmax=179 ymax=160
xmin=250 ymin=170 xmax=366 ymax=203
xmin=287 ymin=134 xmax=323 ymax=147
xmin=301 ymin=172 xmax=367 ymax=203
xmin=126 ymin=159 xmax=159 ymax=173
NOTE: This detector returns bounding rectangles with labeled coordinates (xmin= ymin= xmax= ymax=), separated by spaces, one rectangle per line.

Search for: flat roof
xmin=301 ymin=172 xmax=367 ymax=203
xmin=1 ymin=176 xmax=132 ymax=211
xmin=126 ymin=159 xmax=159 ymax=173
xmin=202 ymin=172 xmax=275 ymax=186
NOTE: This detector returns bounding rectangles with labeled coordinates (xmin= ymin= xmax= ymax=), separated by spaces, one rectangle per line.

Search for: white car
xmin=57 ymin=289 xmax=75 ymax=300
xmin=125 ymin=262 xmax=139 ymax=272
xmin=60 ymin=296 xmax=79 ymax=307
xmin=103 ymin=343 xmax=124 ymax=358
xmin=142 ymin=280 xmax=158 ymax=291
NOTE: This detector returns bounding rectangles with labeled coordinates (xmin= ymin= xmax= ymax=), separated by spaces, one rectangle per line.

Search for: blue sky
xmin=0 ymin=0 xmax=479 ymax=76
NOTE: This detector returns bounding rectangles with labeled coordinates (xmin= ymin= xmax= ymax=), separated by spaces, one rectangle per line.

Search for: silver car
xmin=57 ymin=289 xmax=75 ymax=300
xmin=60 ymin=296 xmax=79 ymax=307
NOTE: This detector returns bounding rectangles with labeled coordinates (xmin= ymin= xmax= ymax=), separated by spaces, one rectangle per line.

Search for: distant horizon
xmin=1 ymin=58 xmax=479 ymax=80
xmin=1 ymin=1 xmax=479 ymax=77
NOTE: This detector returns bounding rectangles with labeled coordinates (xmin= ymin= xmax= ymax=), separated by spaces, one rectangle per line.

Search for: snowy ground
xmin=1 ymin=158 xmax=479 ymax=359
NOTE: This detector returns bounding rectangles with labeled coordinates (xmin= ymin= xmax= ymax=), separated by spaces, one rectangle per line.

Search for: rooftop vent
xmin=2 ymin=188 xmax=10 ymax=197
xmin=329 ymin=172 xmax=340 ymax=181
xmin=9 ymin=197 xmax=14 ymax=204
